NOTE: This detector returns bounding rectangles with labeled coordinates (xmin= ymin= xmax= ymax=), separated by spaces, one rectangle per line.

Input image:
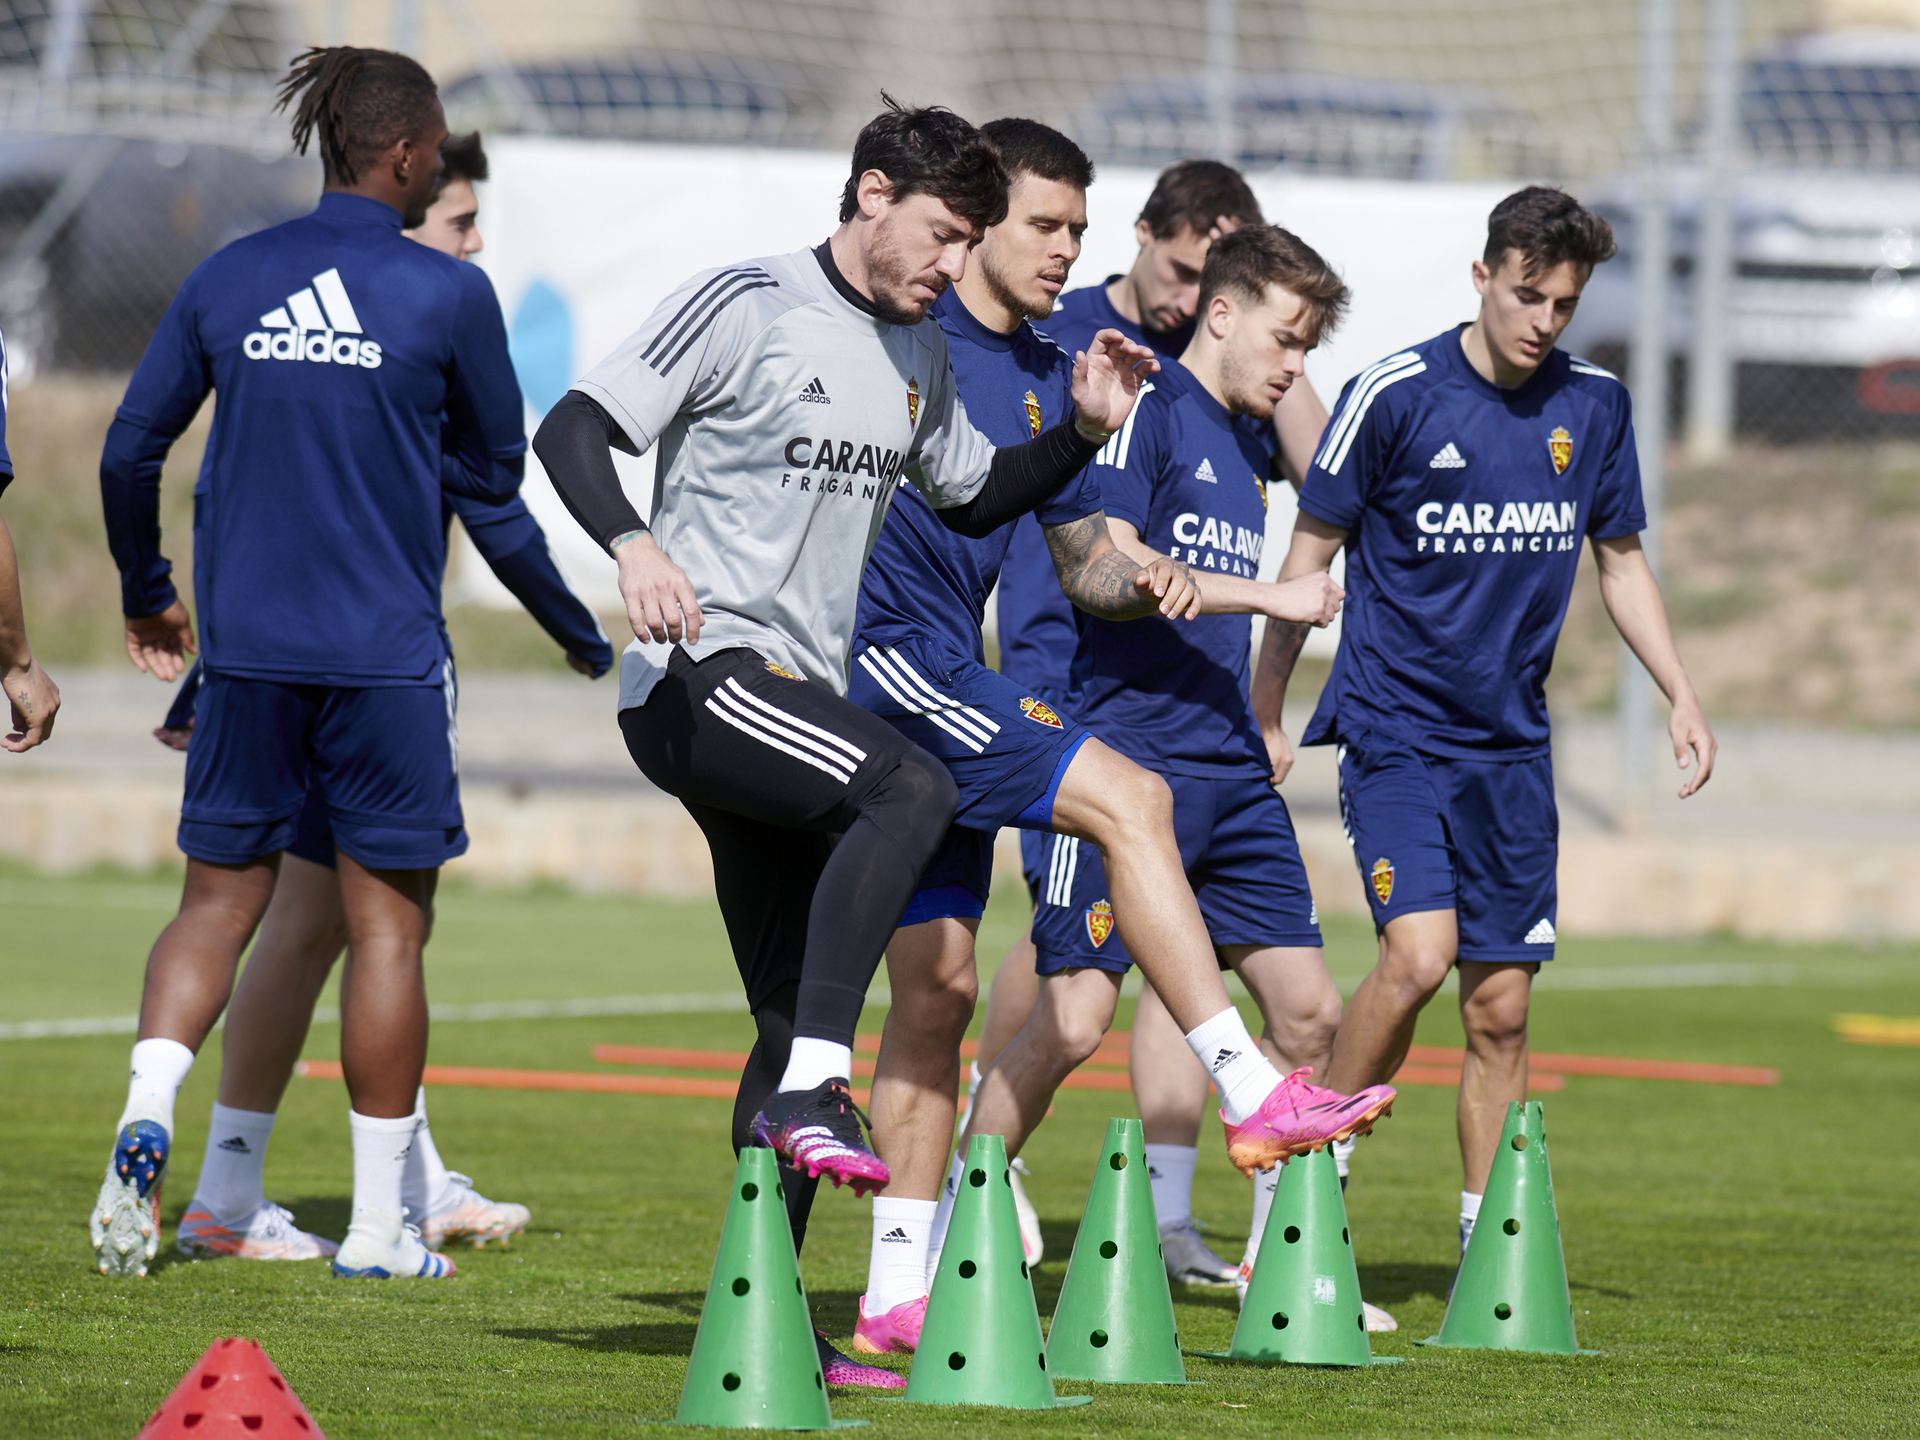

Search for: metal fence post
xmin=1686 ymin=0 xmax=1742 ymax=462
xmin=1623 ymin=0 xmax=1676 ymax=821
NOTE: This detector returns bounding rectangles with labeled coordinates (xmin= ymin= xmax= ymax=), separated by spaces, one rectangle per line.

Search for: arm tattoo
xmin=1044 ymin=513 xmax=1161 ymax=619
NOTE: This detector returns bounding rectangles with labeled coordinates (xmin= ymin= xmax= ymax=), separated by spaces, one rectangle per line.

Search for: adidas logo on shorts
xmin=1429 ymin=442 xmax=1466 ymax=469
xmin=880 ymin=1226 xmax=912 ymax=1243
xmin=244 ymin=268 xmax=383 ymax=368
xmin=1524 ymin=918 xmax=1557 ymax=944
xmin=799 ymin=376 xmax=831 ymax=403
xmin=216 ymin=1135 xmax=251 ymax=1154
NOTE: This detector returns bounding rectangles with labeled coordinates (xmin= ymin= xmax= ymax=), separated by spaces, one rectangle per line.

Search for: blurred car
xmin=1071 ymin=69 xmax=1555 ymax=180
xmin=1561 ymin=31 xmax=1920 ymax=440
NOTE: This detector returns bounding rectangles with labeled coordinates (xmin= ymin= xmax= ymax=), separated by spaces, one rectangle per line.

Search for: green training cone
xmin=1420 ymin=1101 xmax=1583 ymax=1354
xmin=675 ymin=1148 xmax=860 ymax=1430
xmin=1199 ymin=1146 xmax=1377 ymax=1367
xmin=902 ymin=1134 xmax=1091 ymax=1409
xmin=1046 ymin=1118 xmax=1187 ymax=1383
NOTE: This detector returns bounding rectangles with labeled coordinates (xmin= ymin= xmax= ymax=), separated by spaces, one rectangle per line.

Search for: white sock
xmin=1183 ymin=1008 xmax=1285 ymax=1126
xmin=866 ymin=1197 xmax=937 ymax=1312
xmin=1144 ymin=1143 xmax=1198 ymax=1231
xmin=1460 ymin=1190 xmax=1483 ymax=1252
xmin=925 ymin=1153 xmax=966 ymax=1281
xmin=116 ymin=1037 xmax=196 ymax=1135
xmin=1244 ymin=1164 xmax=1281 ymax=1269
xmin=1333 ymin=1135 xmax=1356 ymax=1179
xmin=191 ymin=1103 xmax=275 ymax=1221
xmin=347 ymin=1110 xmax=419 ymax=1248
xmin=402 ymin=1088 xmax=458 ymax=1223
xmin=778 ymin=1037 xmax=853 ymax=1093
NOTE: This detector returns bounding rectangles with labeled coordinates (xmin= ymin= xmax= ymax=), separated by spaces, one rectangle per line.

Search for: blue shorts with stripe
xmin=1030 ymin=770 xmax=1320 ymax=975
xmin=849 ymin=632 xmax=1091 ymax=924
xmin=177 ymin=665 xmax=467 ymax=870
xmin=1336 ymin=731 xmax=1558 ymax=963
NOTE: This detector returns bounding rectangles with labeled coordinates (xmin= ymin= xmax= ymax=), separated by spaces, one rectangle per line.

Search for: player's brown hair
xmin=1484 ymin=186 xmax=1617 ymax=279
xmin=277 ymin=46 xmax=440 ymax=188
xmin=980 ymin=118 xmax=1094 ymax=193
xmin=1138 ymin=159 xmax=1264 ymax=240
xmin=1198 ymin=225 xmax=1349 ymax=345
xmin=439 ymin=130 xmax=489 ymax=185
xmin=840 ymin=95 xmax=1009 ymax=235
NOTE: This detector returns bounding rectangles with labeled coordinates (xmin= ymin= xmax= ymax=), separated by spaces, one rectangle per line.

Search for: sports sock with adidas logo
xmin=1143 ymin=1143 xmax=1199 ymax=1231
xmin=865 ymin=1196 xmax=937 ymax=1312
xmin=190 ymin=1102 xmax=276 ymax=1223
xmin=1182 ymin=1007 xmax=1286 ymax=1127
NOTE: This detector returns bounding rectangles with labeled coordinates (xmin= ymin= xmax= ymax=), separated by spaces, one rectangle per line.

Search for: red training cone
xmin=135 ymin=1337 xmax=324 ymax=1438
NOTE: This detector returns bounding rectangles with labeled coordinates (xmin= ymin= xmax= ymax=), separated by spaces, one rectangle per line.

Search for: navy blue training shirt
xmin=854 ymin=288 xmax=1100 ymax=660
xmin=1299 ymin=326 xmax=1645 ymax=760
xmin=1070 ymin=360 xmax=1275 ymax=778
xmin=100 ymin=192 xmax=527 ymax=687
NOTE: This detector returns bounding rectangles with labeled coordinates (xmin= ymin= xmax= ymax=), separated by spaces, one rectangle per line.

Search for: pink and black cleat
xmin=1222 ymin=1068 xmax=1396 ymax=1176
xmin=815 ymin=1330 xmax=905 ymax=1390
xmin=750 ymin=1080 xmax=891 ymax=1197
xmin=850 ymin=1293 xmax=925 ymax=1355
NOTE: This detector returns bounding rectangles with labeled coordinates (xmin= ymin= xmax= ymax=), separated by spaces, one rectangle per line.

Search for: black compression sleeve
xmin=531 ymin=391 xmax=647 ymax=552
xmin=934 ymin=420 xmax=1104 ymax=540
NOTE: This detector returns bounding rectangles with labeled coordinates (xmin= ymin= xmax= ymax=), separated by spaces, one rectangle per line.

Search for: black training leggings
xmin=621 ymin=644 xmax=957 ymax=1046
xmin=731 ymin=980 xmax=821 ymax=1253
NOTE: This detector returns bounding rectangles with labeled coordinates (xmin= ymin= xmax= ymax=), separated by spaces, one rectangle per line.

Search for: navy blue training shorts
xmin=178 ymin=665 xmax=466 ymax=870
xmin=851 ymin=634 xmax=1090 ymax=927
xmin=1336 ymin=731 xmax=1558 ymax=963
xmin=1030 ymin=770 xmax=1321 ymax=975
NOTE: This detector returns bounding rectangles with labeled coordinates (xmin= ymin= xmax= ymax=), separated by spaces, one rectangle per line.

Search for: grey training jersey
xmin=574 ymin=246 xmax=995 ymax=709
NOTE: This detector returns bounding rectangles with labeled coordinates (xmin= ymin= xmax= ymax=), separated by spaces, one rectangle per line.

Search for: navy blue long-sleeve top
xmin=101 ymin=192 xmax=527 ymax=686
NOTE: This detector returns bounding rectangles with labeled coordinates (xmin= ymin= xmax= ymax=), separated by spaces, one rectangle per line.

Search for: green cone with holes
xmin=1213 ymin=1145 xmax=1374 ymax=1366
xmin=1421 ymin=1101 xmax=1581 ymax=1354
xmin=903 ymin=1134 xmax=1090 ymax=1408
xmin=674 ymin=1147 xmax=851 ymax=1429
xmin=1045 ymin=1117 xmax=1187 ymax=1383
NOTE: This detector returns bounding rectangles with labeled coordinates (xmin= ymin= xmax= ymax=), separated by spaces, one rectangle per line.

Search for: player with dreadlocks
xmin=93 ymin=47 xmax=526 ymax=1281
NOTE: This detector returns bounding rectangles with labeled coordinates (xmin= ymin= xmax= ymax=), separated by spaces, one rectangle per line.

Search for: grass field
xmin=2 ymin=867 xmax=1916 ymax=1437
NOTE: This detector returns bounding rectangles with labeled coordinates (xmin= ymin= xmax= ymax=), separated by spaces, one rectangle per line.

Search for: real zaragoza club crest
xmin=1085 ymin=899 xmax=1114 ymax=948
xmin=1370 ymin=857 xmax=1395 ymax=905
xmin=1548 ymin=425 xmax=1573 ymax=475
xmin=1019 ymin=697 xmax=1063 ymax=728
xmin=1023 ymin=389 xmax=1042 ymax=437
xmin=907 ymin=376 xmax=920 ymax=426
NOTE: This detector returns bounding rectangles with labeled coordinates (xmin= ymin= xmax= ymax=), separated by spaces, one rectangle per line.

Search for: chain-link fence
xmin=0 ymin=0 xmax=1915 ymax=445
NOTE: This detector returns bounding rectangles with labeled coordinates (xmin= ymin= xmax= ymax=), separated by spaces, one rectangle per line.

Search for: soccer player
xmin=156 ymin=130 xmax=608 ymax=1262
xmin=945 ymin=226 xmax=1395 ymax=1272
xmin=0 ymin=329 xmax=61 ymax=753
xmin=1255 ymin=186 xmax=1717 ymax=1257
xmin=986 ymin=161 xmax=1341 ymax=1288
xmin=845 ymin=119 xmax=1284 ymax=1353
xmin=535 ymin=97 xmax=1382 ymax=1276
xmin=92 ymin=47 xmax=526 ymax=1281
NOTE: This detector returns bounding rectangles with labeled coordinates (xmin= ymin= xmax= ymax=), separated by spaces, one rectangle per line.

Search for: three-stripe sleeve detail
xmin=1095 ymin=381 xmax=1154 ymax=469
xmin=1312 ymin=352 xmax=1425 ymax=476
xmin=856 ymin=647 xmax=1002 ymax=755
xmin=642 ymin=267 xmax=778 ymax=375
xmin=703 ymin=676 xmax=867 ymax=783
xmin=1044 ymin=835 xmax=1081 ymax=907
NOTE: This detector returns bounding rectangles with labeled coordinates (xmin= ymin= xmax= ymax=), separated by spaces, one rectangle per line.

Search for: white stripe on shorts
xmin=1045 ymin=835 xmax=1080 ymax=908
xmin=705 ymin=684 xmax=863 ymax=783
xmin=721 ymin=677 xmax=868 ymax=761
xmin=856 ymin=648 xmax=999 ymax=754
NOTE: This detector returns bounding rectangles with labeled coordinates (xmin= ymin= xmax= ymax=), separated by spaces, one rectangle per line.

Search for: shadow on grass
xmin=1356 ymin=1262 xmax=1460 ymax=1307
xmin=494 ymin=1323 xmax=698 ymax=1355
xmin=1570 ymin=1279 xmax=1637 ymax=1300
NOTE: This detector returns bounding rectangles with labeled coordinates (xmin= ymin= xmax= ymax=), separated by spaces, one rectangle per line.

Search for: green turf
xmin=2 ymin=871 xmax=1915 ymax=1436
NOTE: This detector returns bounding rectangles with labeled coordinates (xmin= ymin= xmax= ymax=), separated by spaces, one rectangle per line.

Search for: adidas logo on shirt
xmin=799 ymin=376 xmax=831 ymax=403
xmin=1429 ymin=442 xmax=1466 ymax=469
xmin=1194 ymin=456 xmax=1218 ymax=484
xmin=1210 ymin=1047 xmax=1239 ymax=1072
xmin=243 ymin=268 xmax=382 ymax=368
xmin=880 ymin=1227 xmax=912 ymax=1243
xmin=1525 ymin=918 xmax=1557 ymax=944
xmin=216 ymin=1135 xmax=251 ymax=1154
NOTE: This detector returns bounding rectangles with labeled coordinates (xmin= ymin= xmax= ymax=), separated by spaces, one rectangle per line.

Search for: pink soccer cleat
xmin=176 ymin=1201 xmax=338 ymax=1261
xmin=1221 ymin=1068 xmax=1396 ymax=1176
xmin=815 ymin=1330 xmax=905 ymax=1390
xmin=750 ymin=1080 xmax=891 ymax=1197
xmin=850 ymin=1293 xmax=925 ymax=1355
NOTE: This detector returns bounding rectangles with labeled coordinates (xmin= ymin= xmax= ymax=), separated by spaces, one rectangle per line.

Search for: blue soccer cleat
xmin=331 ymin=1223 xmax=457 ymax=1279
xmin=90 ymin=1121 xmax=169 ymax=1277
